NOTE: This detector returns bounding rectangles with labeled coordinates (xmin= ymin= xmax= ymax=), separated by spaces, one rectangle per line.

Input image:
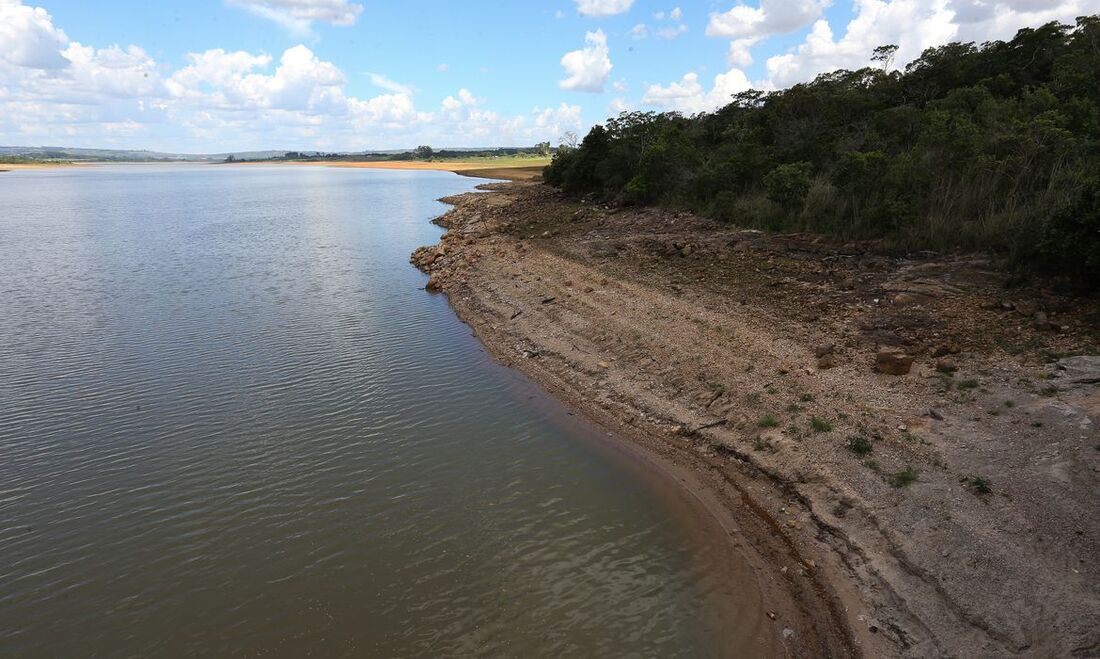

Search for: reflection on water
xmin=0 ymin=165 xmax=759 ymax=656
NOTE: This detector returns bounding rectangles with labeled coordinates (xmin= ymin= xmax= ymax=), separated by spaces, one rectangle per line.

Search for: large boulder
xmin=875 ymin=349 xmax=914 ymax=375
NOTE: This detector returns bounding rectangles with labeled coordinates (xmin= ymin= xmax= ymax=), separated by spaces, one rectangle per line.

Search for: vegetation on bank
xmin=544 ymin=17 xmax=1100 ymax=286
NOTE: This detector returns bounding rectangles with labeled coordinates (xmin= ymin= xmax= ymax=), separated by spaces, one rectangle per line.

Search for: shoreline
xmin=412 ymin=179 xmax=1100 ymax=657
xmin=238 ymin=159 xmax=547 ymax=181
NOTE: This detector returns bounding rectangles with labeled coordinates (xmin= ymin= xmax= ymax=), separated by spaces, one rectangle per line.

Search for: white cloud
xmin=559 ymin=29 xmax=612 ymax=93
xmin=0 ymin=0 xmax=69 ymax=69
xmin=642 ymin=68 xmax=752 ymax=113
xmin=225 ymin=0 xmax=364 ymax=34
xmin=656 ymin=24 xmax=688 ymax=39
xmin=366 ymin=72 xmax=414 ymax=96
xmin=436 ymin=62 xmax=449 ymax=73
xmin=707 ymin=0 xmax=827 ymax=39
xmin=575 ymin=0 xmax=635 ymax=17
xmin=727 ymin=37 xmax=760 ymax=67
xmin=636 ymin=7 xmax=688 ymax=40
xmin=0 ymin=1 xmax=587 ymax=151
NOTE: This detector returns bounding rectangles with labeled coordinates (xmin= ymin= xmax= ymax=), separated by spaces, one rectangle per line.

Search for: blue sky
xmin=1 ymin=0 xmax=1096 ymax=152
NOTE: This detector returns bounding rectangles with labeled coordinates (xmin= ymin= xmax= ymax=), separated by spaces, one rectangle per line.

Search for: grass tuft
xmin=888 ymin=466 xmax=919 ymax=488
xmin=847 ymin=435 xmax=873 ymax=455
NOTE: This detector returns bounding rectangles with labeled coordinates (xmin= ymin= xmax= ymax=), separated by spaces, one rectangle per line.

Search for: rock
xmin=782 ymin=628 xmax=795 ymax=640
xmin=817 ymin=354 xmax=837 ymax=370
xmin=1033 ymin=311 xmax=1057 ymax=331
xmin=1054 ymin=356 xmax=1100 ymax=389
xmin=932 ymin=343 xmax=959 ymax=358
xmin=893 ymin=293 xmax=918 ymax=305
xmin=583 ymin=286 xmax=595 ymax=293
xmin=814 ymin=342 xmax=835 ymax=358
xmin=425 ymin=274 xmax=443 ymax=292
xmin=935 ymin=358 xmax=957 ymax=373
xmin=597 ymin=361 xmax=610 ymax=369
xmin=875 ymin=349 xmax=914 ymax=375
xmin=1013 ymin=300 xmax=1039 ymax=317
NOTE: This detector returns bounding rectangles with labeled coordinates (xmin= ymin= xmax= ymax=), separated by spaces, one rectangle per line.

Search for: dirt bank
xmin=412 ymin=180 xmax=1100 ymax=658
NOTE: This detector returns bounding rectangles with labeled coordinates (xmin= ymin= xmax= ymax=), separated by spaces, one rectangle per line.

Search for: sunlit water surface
xmin=0 ymin=164 xmax=755 ymax=656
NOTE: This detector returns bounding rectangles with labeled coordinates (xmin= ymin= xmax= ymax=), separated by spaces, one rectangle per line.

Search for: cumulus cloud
xmin=559 ymin=29 xmax=612 ymax=93
xmin=575 ymin=0 xmax=635 ymax=17
xmin=707 ymin=0 xmax=826 ymax=39
xmin=0 ymin=0 xmax=587 ymax=151
xmin=225 ymin=0 xmax=364 ymax=34
xmin=642 ymin=68 xmax=752 ymax=114
xmin=0 ymin=0 xmax=69 ymax=69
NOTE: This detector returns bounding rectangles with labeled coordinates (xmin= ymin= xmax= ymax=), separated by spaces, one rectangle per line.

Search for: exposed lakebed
xmin=0 ymin=165 xmax=765 ymax=656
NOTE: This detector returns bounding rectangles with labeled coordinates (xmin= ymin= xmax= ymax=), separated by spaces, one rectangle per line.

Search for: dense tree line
xmin=545 ymin=17 xmax=1100 ymax=285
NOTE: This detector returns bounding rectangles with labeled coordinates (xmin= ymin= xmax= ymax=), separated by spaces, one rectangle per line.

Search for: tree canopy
xmin=545 ymin=16 xmax=1100 ymax=286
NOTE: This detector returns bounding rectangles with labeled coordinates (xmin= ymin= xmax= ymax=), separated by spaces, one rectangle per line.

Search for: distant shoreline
xmin=0 ymin=162 xmax=77 ymax=171
xmin=240 ymin=159 xmax=547 ymax=181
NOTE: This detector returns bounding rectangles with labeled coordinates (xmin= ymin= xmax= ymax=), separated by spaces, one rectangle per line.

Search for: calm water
xmin=0 ymin=165 xmax=761 ymax=656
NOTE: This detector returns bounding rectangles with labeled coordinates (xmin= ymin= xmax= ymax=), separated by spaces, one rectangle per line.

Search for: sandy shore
xmin=0 ymin=162 xmax=75 ymax=171
xmin=412 ymin=180 xmax=1100 ymax=657
xmin=270 ymin=159 xmax=547 ymax=181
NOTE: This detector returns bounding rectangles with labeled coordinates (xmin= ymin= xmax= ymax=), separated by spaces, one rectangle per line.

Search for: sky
xmin=1 ymin=0 xmax=1098 ymax=153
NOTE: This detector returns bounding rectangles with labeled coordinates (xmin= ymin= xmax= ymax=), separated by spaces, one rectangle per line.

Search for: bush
xmin=764 ymin=162 xmax=814 ymax=210
xmin=1036 ymin=177 xmax=1100 ymax=286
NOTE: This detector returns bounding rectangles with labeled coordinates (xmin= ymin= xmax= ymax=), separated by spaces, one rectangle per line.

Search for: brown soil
xmin=411 ymin=180 xmax=1100 ymax=658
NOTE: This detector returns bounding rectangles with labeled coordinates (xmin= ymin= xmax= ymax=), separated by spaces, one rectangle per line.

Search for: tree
xmin=559 ymin=131 xmax=579 ymax=150
xmin=872 ymin=44 xmax=899 ymax=71
xmin=414 ymin=145 xmax=434 ymax=160
xmin=535 ymin=141 xmax=552 ymax=157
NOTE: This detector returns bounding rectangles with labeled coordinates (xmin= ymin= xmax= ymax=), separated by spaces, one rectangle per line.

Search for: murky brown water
xmin=0 ymin=164 xmax=766 ymax=656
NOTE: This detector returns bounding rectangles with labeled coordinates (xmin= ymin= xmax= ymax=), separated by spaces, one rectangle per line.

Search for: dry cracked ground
xmin=412 ymin=180 xmax=1100 ymax=658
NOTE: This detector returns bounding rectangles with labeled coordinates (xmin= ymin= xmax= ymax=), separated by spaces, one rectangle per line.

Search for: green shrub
xmin=847 ymin=435 xmax=873 ymax=455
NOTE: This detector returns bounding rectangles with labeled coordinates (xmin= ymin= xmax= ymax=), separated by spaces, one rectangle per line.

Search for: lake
xmin=0 ymin=164 xmax=764 ymax=656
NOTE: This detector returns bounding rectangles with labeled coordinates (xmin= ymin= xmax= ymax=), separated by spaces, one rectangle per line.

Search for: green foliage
xmin=543 ymin=16 xmax=1100 ymax=285
xmin=764 ymin=162 xmax=814 ymax=210
xmin=758 ymin=415 xmax=779 ymax=428
xmin=810 ymin=417 xmax=833 ymax=432
xmin=847 ymin=435 xmax=873 ymax=455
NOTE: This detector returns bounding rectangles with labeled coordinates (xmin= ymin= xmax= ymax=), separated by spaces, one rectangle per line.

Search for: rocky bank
xmin=412 ymin=180 xmax=1100 ymax=658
